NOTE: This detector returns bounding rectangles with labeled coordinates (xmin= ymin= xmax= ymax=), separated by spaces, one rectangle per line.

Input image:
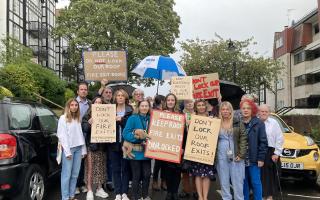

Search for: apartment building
xmin=268 ymin=6 xmax=320 ymax=110
xmin=0 ymin=0 xmax=70 ymax=79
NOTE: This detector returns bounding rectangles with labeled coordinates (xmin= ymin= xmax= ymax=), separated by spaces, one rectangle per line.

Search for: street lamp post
xmin=228 ymin=39 xmax=236 ymax=83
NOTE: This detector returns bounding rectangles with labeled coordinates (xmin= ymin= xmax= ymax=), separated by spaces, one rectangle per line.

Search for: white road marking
xmin=287 ymin=194 xmax=320 ymax=199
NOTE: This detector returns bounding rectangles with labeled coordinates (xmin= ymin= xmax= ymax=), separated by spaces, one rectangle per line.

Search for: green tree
xmin=179 ymin=37 xmax=283 ymax=94
xmin=53 ymin=0 xmax=180 ymax=85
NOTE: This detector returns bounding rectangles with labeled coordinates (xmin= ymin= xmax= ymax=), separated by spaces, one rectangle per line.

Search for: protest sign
xmin=91 ymin=104 xmax=116 ymax=143
xmin=171 ymin=76 xmax=193 ymax=100
xmin=83 ymin=50 xmax=127 ymax=81
xmin=145 ymin=110 xmax=185 ymax=163
xmin=193 ymin=73 xmax=220 ymax=99
xmin=184 ymin=115 xmax=221 ymax=165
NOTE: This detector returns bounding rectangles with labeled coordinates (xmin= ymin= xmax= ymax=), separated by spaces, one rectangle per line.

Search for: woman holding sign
xmin=190 ymin=99 xmax=215 ymax=200
xmin=82 ymin=97 xmax=109 ymax=200
xmin=216 ymin=101 xmax=247 ymax=200
xmin=108 ymin=89 xmax=133 ymax=200
xmin=122 ymin=99 xmax=152 ymax=200
xmin=163 ymin=93 xmax=186 ymax=200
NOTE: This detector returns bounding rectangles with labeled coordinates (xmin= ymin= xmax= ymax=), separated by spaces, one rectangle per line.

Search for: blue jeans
xmin=110 ymin=150 xmax=129 ymax=195
xmin=217 ymin=159 xmax=245 ymax=200
xmin=61 ymin=146 xmax=83 ymax=200
xmin=243 ymin=164 xmax=262 ymax=200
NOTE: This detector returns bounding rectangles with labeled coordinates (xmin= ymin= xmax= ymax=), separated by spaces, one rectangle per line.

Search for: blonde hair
xmin=64 ymin=98 xmax=80 ymax=123
xmin=219 ymin=101 xmax=234 ymax=130
xmin=194 ymin=99 xmax=208 ymax=115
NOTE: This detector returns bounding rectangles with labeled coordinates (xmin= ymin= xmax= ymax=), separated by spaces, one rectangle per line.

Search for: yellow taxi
xmin=271 ymin=113 xmax=320 ymax=183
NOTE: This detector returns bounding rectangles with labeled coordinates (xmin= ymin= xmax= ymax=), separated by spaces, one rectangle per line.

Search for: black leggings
xmin=130 ymin=160 xmax=151 ymax=200
xmin=153 ymin=160 xmax=166 ymax=181
xmin=165 ymin=165 xmax=181 ymax=194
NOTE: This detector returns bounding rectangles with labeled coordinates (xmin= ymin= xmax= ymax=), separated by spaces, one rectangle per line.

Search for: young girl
xmin=190 ymin=99 xmax=215 ymax=200
xmin=57 ymin=98 xmax=87 ymax=200
xmin=82 ymin=97 xmax=109 ymax=200
xmin=123 ymin=99 xmax=152 ymax=200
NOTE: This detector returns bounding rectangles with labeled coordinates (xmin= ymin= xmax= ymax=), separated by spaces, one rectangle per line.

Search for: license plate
xmin=281 ymin=162 xmax=304 ymax=170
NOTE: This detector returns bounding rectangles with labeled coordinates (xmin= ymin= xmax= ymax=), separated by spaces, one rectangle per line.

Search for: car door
xmin=34 ymin=105 xmax=60 ymax=175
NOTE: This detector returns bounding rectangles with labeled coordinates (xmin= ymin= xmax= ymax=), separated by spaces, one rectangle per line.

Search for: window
xmin=295 ymin=98 xmax=308 ymax=108
xmin=275 ymin=37 xmax=284 ymax=49
xmin=35 ymin=106 xmax=58 ymax=133
xmin=9 ymin=105 xmax=32 ymax=130
xmin=12 ymin=23 xmax=20 ymax=40
xmin=294 ymin=73 xmax=319 ymax=87
xmin=294 ymin=51 xmax=305 ymax=65
xmin=277 ymin=79 xmax=284 ymax=90
xmin=314 ymin=23 xmax=319 ymax=34
xmin=12 ymin=0 xmax=20 ymax=15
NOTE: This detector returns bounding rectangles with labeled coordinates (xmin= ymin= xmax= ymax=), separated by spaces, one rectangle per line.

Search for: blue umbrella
xmin=132 ymin=55 xmax=187 ymax=94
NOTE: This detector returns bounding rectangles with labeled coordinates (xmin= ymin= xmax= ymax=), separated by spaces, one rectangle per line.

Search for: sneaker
xmin=86 ymin=191 xmax=94 ymax=200
xmin=96 ymin=188 xmax=109 ymax=198
xmin=75 ymin=187 xmax=80 ymax=195
xmin=144 ymin=197 xmax=152 ymax=200
xmin=122 ymin=193 xmax=130 ymax=200
xmin=115 ymin=194 xmax=122 ymax=200
xmin=81 ymin=186 xmax=88 ymax=193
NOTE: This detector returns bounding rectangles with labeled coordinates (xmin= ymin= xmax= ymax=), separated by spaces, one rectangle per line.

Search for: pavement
xmin=46 ymin=176 xmax=320 ymax=200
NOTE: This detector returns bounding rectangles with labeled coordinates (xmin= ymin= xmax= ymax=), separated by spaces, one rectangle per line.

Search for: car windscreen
xmin=269 ymin=115 xmax=291 ymax=133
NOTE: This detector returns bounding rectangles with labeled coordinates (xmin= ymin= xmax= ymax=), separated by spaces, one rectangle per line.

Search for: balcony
xmin=29 ymin=45 xmax=48 ymax=59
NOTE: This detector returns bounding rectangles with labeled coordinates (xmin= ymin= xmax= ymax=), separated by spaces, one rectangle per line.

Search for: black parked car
xmin=0 ymin=99 xmax=60 ymax=200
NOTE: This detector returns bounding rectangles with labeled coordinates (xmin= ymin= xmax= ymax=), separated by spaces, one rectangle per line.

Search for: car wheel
xmin=14 ymin=164 xmax=46 ymax=200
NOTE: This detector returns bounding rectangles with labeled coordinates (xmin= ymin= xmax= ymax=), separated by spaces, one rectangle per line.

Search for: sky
xmin=56 ymin=0 xmax=318 ymax=96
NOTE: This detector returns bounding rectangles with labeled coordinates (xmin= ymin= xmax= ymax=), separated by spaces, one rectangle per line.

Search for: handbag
xmin=56 ymin=142 xmax=62 ymax=165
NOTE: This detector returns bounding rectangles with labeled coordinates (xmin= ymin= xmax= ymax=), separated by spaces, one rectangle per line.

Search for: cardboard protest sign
xmin=145 ymin=110 xmax=185 ymax=163
xmin=193 ymin=73 xmax=220 ymax=99
xmin=91 ymin=104 xmax=116 ymax=143
xmin=83 ymin=51 xmax=127 ymax=81
xmin=171 ymin=76 xmax=193 ymax=100
xmin=184 ymin=115 xmax=221 ymax=165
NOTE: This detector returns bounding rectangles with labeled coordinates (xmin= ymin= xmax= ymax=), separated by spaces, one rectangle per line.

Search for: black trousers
xmin=153 ymin=160 xmax=166 ymax=181
xmin=130 ymin=160 xmax=151 ymax=200
xmin=165 ymin=164 xmax=181 ymax=194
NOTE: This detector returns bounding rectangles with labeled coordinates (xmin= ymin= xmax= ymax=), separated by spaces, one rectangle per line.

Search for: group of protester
xmin=57 ymin=80 xmax=284 ymax=200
